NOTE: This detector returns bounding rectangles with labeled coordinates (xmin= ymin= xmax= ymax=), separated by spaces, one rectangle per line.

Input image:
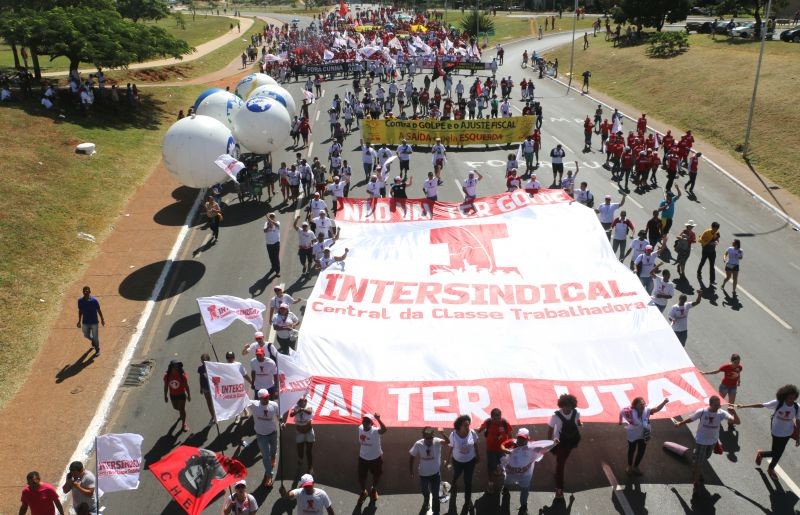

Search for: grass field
xmin=0 ymin=85 xmax=202 ymax=408
xmin=442 ymin=12 xmax=597 ymax=45
xmin=548 ymin=32 xmax=800 ymax=197
xmin=0 ymin=15 xmax=232 ymax=74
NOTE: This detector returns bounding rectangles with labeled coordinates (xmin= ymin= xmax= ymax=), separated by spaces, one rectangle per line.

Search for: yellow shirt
xmin=698 ymin=229 xmax=719 ymax=247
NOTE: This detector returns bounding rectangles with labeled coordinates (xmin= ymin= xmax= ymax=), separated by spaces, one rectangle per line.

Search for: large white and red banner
xmin=295 ymin=190 xmax=714 ymax=426
xmin=197 ymin=295 xmax=266 ymax=335
xmin=96 ymin=433 xmax=143 ymax=494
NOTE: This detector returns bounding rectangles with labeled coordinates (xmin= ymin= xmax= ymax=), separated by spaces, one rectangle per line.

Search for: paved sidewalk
xmin=42 ymin=16 xmax=255 ymax=77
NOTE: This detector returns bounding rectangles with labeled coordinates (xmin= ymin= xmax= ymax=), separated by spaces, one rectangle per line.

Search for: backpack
xmin=555 ymin=410 xmax=581 ymax=449
xmin=674 ymin=236 xmax=690 ymax=253
xmin=586 ymin=191 xmax=594 ymax=208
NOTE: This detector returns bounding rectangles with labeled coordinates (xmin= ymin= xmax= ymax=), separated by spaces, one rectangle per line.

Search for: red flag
xmin=475 ymin=80 xmax=482 ymax=97
xmin=150 ymin=446 xmax=246 ymax=515
xmin=433 ymin=57 xmax=444 ymax=81
xmin=339 ymin=0 xmax=349 ymax=17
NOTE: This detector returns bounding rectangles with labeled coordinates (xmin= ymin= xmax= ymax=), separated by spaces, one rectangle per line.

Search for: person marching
xmin=409 ymin=427 xmax=450 ymax=515
xmin=618 ymin=397 xmax=669 ymax=475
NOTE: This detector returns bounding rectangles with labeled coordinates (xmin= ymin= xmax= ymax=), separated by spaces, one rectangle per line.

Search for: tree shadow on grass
xmin=0 ymin=87 xmax=168 ymax=131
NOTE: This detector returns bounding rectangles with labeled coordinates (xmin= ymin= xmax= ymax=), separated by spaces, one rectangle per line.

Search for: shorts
xmin=296 ymin=428 xmax=316 ymax=443
xmin=280 ymin=178 xmax=289 ymax=186
xmin=400 ymin=160 xmax=410 ymax=171
xmin=693 ymin=443 xmax=714 ymax=465
xmin=291 ymin=184 xmax=300 ymax=196
xmin=725 ymin=264 xmax=739 ymax=272
xmin=553 ymin=163 xmax=564 ymax=174
xmin=434 ymin=158 xmax=444 ymax=168
xmin=719 ymin=383 xmax=737 ymax=397
xmin=358 ymin=456 xmax=383 ymax=482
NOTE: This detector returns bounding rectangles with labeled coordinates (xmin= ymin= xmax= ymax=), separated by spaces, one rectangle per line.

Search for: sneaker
xmin=181 ymin=422 xmax=189 ymax=432
xmin=768 ymin=468 xmax=779 ymax=480
xmin=357 ymin=490 xmax=368 ymax=505
xmin=370 ymin=487 xmax=379 ymax=502
xmin=755 ymin=450 xmax=763 ymax=466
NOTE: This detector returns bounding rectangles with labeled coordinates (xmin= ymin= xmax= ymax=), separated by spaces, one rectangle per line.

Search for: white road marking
xmin=601 ymin=462 xmax=635 ymax=515
xmin=551 ymin=136 xmax=573 ymax=154
xmin=790 ymin=262 xmax=800 ymax=272
xmin=512 ymin=105 xmax=523 ymax=113
xmin=607 ymin=182 xmax=644 ymax=209
xmin=165 ymin=281 xmax=186 ymax=316
xmin=715 ymin=266 xmax=793 ymax=330
xmin=772 ymin=462 xmax=800 ymax=498
xmin=307 ymin=142 xmax=314 ymax=156
xmin=454 ymin=179 xmax=465 ymax=199
xmin=315 ymin=110 xmax=320 ymax=121
xmin=60 ymin=189 xmax=205 ymax=504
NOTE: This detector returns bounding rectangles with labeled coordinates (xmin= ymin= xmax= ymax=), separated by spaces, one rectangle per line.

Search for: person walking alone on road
xmin=583 ymin=32 xmax=589 ymax=50
xmin=163 ymin=360 xmax=191 ymax=432
xmin=619 ymin=397 xmax=669 ymax=475
xmin=697 ymin=222 xmax=721 ymax=284
xmin=547 ymin=394 xmax=582 ymax=500
xmin=447 ymin=414 xmax=480 ymax=512
xmin=581 ymin=70 xmax=591 ymax=94
xmin=674 ymin=396 xmax=739 ymax=493
xmin=721 ymin=239 xmax=743 ymax=296
xmin=77 ymin=286 xmax=104 ymax=356
xmin=668 ymin=293 xmax=702 ymax=346
xmin=204 ymin=195 xmax=222 ymax=242
xmin=264 ymin=213 xmax=281 ymax=277
xmin=409 ymin=427 xmax=450 ymax=514
xmin=737 ymin=384 xmax=800 ymax=480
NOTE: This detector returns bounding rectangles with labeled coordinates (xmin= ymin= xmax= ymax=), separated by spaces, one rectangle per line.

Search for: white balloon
xmin=234 ymin=73 xmax=278 ymax=99
xmin=193 ymin=88 xmax=245 ymax=130
xmin=162 ymin=115 xmax=234 ymax=189
xmin=232 ymin=96 xmax=292 ymax=155
xmin=249 ymin=84 xmax=297 ymax=118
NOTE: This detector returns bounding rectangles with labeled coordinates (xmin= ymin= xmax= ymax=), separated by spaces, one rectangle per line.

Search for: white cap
xmin=299 ymin=474 xmax=314 ymax=487
xmin=516 ymin=427 xmax=530 ymax=439
xmin=254 ymin=331 xmax=264 ymax=338
xmin=258 ymin=389 xmax=270 ymax=399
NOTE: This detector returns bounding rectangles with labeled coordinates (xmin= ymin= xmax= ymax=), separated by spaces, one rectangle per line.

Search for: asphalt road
xmin=99 ymin=30 xmax=800 ymax=515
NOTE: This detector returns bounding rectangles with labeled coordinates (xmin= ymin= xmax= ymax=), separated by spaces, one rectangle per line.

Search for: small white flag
xmin=205 ymin=361 xmax=251 ymax=421
xmin=214 ymin=154 xmax=244 ymax=183
xmin=96 ymin=433 xmax=144 ymax=494
xmin=197 ymin=295 xmax=266 ymax=335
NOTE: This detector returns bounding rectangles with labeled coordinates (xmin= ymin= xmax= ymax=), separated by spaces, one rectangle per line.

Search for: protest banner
xmin=362 ymin=116 xmax=535 ymax=146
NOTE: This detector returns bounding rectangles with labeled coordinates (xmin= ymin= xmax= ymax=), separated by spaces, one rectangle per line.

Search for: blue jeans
xmin=504 ymin=479 xmax=530 ymax=509
xmin=256 ymin=431 xmax=278 ymax=476
xmin=420 ymin=472 xmax=441 ymax=513
xmin=82 ymin=323 xmax=99 ymax=347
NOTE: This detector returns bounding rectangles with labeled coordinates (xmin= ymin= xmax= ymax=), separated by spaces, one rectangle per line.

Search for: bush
xmin=646 ymin=31 xmax=689 ymax=58
xmin=459 ymin=11 xmax=495 ymax=37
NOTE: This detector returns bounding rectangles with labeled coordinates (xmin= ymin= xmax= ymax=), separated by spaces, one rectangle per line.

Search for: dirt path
xmin=41 ymin=16 xmax=255 ymax=78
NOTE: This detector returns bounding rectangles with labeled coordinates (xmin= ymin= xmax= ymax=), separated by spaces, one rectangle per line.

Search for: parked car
xmin=730 ymin=21 xmax=774 ymax=39
xmin=780 ymin=25 xmax=800 ymax=42
xmin=714 ymin=20 xmax=745 ymax=34
xmin=686 ymin=20 xmax=714 ymax=33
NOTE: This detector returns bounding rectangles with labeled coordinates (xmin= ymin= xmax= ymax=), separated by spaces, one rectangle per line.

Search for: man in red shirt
xmin=636 ymin=113 xmax=647 ymax=136
xmin=620 ymin=147 xmax=634 ymax=190
xmin=685 ymin=152 xmax=701 ymax=194
xmin=478 ymin=408 xmax=513 ymax=491
xmin=702 ymin=353 xmax=742 ymax=429
xmin=648 ymin=149 xmax=661 ymax=186
xmin=600 ymin=119 xmax=612 ymax=162
xmin=665 ymin=149 xmax=681 ymax=192
xmin=20 ymin=471 xmax=64 ymax=515
xmin=583 ymin=116 xmax=594 ymax=152
xmin=634 ymin=151 xmax=650 ymax=192
xmin=626 ymin=130 xmax=636 ymax=149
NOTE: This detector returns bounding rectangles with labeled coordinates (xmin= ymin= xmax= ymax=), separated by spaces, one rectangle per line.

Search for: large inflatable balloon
xmin=234 ymin=73 xmax=278 ymax=99
xmin=162 ymin=115 xmax=235 ymax=189
xmin=249 ymin=84 xmax=297 ymax=118
xmin=232 ymin=96 xmax=292 ymax=155
xmin=193 ymin=88 xmax=244 ymax=130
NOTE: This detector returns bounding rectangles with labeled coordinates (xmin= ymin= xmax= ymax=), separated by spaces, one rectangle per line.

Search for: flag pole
xmin=274 ymin=350 xmax=285 ymax=488
xmin=94 ymin=437 xmax=100 ymax=514
xmin=197 ymin=299 xmax=220 ymax=361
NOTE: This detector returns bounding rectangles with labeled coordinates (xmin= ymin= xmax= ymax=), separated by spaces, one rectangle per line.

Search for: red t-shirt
xmin=164 ymin=371 xmax=189 ymax=396
xmin=719 ymin=364 xmax=742 ymax=388
xmin=20 ymin=482 xmax=59 ymax=515
xmin=478 ymin=418 xmax=513 ymax=452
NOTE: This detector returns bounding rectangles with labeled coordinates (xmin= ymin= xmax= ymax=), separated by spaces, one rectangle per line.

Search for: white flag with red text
xmin=214 ymin=154 xmax=244 ymax=182
xmin=197 ymin=295 xmax=266 ymax=335
xmin=277 ymin=352 xmax=312 ymax=416
xmin=205 ymin=361 xmax=251 ymax=421
xmin=96 ymin=433 xmax=143 ymax=494
xmin=294 ymin=190 xmax=714 ymax=426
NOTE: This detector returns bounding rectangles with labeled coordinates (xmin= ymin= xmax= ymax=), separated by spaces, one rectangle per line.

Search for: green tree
xmin=22 ymin=6 xmax=191 ymax=73
xmin=714 ymin=0 xmax=788 ymax=38
xmin=116 ymin=0 xmax=169 ymax=22
xmin=612 ymin=0 xmax=690 ymax=31
xmin=459 ymin=10 xmax=494 ymax=36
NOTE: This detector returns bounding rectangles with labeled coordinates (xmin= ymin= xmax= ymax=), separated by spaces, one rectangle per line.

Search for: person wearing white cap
xmin=409 ymin=427 xmax=450 ymax=514
xmin=294 ymin=215 xmax=317 ymax=276
xmin=634 ymin=244 xmax=659 ymax=294
xmin=242 ymin=331 xmax=278 ymax=361
xmin=594 ymin=193 xmax=626 ymax=240
xmin=264 ymin=213 xmax=281 ymax=277
xmin=462 ymin=170 xmax=484 ymax=204
xmin=280 ymin=474 xmax=334 ymax=514
xmin=326 ymin=175 xmax=346 ymax=214
xmin=223 ymin=480 xmax=258 ymax=514
xmin=398 ymin=138 xmax=413 ymax=177
xmin=306 ymin=192 xmax=328 ymax=220
xmin=250 ymin=346 xmax=278 ymax=398
xmin=271 ymin=303 xmax=299 ymax=354
xmin=311 ymin=210 xmax=335 ymax=240
xmin=250 ymin=389 xmax=280 ymax=487
xmin=498 ymin=428 xmax=557 ymax=514
xmin=366 ymin=174 xmax=382 ymax=199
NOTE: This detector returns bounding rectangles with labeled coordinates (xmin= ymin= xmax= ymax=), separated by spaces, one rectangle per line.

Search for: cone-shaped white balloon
xmin=194 ymin=88 xmax=245 ymax=130
xmin=249 ymin=84 xmax=297 ymax=118
xmin=232 ymin=96 xmax=292 ymax=154
xmin=162 ymin=115 xmax=235 ymax=188
xmin=235 ymin=73 xmax=278 ymax=99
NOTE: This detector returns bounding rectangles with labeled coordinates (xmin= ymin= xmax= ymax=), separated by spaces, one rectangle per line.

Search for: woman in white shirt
xmin=223 ymin=480 xmax=258 ymax=513
xmin=721 ymin=239 xmax=743 ymax=296
xmin=736 ymin=384 xmax=800 ymax=480
xmin=618 ymin=397 xmax=669 ymax=475
xmin=447 ymin=414 xmax=480 ymax=511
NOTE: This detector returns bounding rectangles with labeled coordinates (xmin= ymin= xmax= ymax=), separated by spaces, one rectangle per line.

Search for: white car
xmin=730 ymin=21 xmax=774 ymax=39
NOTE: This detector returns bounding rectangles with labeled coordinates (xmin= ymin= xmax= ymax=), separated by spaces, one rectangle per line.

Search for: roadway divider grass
xmin=546 ymin=32 xmax=800 ymax=197
xmin=0 ymin=85 xmax=202 ymax=408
